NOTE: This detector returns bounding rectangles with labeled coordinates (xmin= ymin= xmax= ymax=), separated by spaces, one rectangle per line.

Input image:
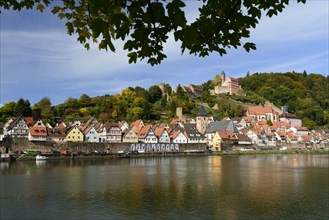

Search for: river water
xmin=1 ymin=154 xmax=328 ymax=220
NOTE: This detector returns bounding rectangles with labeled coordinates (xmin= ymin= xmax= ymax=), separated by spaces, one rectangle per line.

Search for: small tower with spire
xmin=196 ymin=105 xmax=209 ymax=134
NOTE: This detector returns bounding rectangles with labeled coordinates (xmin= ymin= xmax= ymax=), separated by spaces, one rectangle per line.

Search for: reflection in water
xmin=36 ymin=160 xmax=47 ymax=167
xmin=0 ymin=162 xmax=10 ymax=175
xmin=1 ymin=154 xmax=328 ymax=220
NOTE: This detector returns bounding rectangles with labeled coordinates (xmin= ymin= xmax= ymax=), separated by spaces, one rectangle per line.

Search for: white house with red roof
xmin=170 ymin=130 xmax=188 ymax=143
xmin=84 ymin=126 xmax=101 ymax=143
xmin=289 ymin=126 xmax=309 ymax=136
xmin=101 ymin=122 xmax=122 ymax=143
xmin=138 ymin=125 xmax=157 ymax=143
xmin=279 ymin=113 xmax=302 ymax=127
xmin=28 ymin=126 xmax=47 ymax=142
xmin=154 ymin=127 xmax=170 ymax=143
xmin=131 ymin=119 xmax=144 ymax=129
xmin=286 ymin=132 xmax=298 ymax=144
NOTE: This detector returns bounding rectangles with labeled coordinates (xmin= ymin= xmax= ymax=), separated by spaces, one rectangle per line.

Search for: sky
xmin=1 ymin=1 xmax=328 ymax=106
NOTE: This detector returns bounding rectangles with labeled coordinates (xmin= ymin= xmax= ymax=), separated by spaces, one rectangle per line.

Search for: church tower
xmin=196 ymin=105 xmax=209 ymax=134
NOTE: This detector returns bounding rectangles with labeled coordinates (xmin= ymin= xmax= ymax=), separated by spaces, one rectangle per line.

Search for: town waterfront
xmin=1 ymin=154 xmax=328 ymax=219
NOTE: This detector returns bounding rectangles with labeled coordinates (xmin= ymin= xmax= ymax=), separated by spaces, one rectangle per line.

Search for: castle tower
xmin=196 ymin=105 xmax=209 ymax=134
xmin=158 ymin=83 xmax=165 ymax=94
xmin=176 ymin=107 xmax=186 ymax=122
xmin=221 ymin=71 xmax=226 ymax=84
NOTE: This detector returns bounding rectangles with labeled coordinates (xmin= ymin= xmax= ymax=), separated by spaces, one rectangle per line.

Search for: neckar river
xmin=1 ymin=154 xmax=328 ymax=219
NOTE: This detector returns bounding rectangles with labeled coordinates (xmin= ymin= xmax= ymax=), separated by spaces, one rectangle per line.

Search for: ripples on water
xmin=1 ymin=154 xmax=328 ymax=219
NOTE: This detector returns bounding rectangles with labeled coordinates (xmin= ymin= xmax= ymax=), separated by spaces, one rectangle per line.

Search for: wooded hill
xmin=1 ymin=72 xmax=328 ymax=129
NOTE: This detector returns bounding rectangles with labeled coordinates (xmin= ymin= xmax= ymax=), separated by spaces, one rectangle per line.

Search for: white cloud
xmin=0 ymin=1 xmax=328 ymax=105
xmin=251 ymin=1 xmax=328 ymax=44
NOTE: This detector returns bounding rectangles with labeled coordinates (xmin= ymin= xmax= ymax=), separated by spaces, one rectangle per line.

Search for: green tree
xmin=175 ymin=85 xmax=188 ymax=101
xmin=14 ymin=98 xmax=32 ymax=117
xmin=64 ymin=97 xmax=79 ymax=109
xmin=148 ymin=85 xmax=163 ymax=103
xmin=33 ymin=97 xmax=54 ymax=124
xmin=79 ymin=94 xmax=91 ymax=107
xmin=201 ymin=80 xmax=215 ymax=92
xmin=0 ymin=0 xmax=306 ymax=65
xmin=121 ymin=88 xmax=137 ymax=107
xmin=128 ymin=107 xmax=144 ymax=121
xmin=213 ymin=73 xmax=222 ymax=86
xmin=0 ymin=102 xmax=16 ymax=121
xmin=134 ymin=86 xmax=150 ymax=100
xmin=164 ymin=84 xmax=172 ymax=95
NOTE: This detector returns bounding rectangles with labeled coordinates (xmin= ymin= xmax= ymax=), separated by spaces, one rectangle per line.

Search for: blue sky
xmin=1 ymin=1 xmax=328 ymax=106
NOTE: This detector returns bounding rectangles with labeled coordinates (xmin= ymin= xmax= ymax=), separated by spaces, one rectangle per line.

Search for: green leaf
xmin=243 ymin=42 xmax=256 ymax=52
xmin=128 ymin=52 xmax=138 ymax=64
xmin=36 ymin=4 xmax=45 ymax=12
xmin=91 ymin=18 xmax=106 ymax=39
xmin=65 ymin=22 xmax=74 ymax=35
xmin=51 ymin=6 xmax=61 ymax=14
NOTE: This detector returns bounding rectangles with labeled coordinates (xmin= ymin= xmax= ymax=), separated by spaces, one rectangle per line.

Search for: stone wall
xmin=2 ymin=138 xmax=327 ymax=154
xmin=3 ymin=138 xmax=208 ymax=153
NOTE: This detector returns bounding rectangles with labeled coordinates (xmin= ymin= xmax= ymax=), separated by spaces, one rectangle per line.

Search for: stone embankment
xmin=1 ymin=138 xmax=328 ymax=154
xmin=1 ymin=138 xmax=208 ymax=154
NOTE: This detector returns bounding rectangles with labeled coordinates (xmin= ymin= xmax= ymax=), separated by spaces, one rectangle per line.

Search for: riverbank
xmin=6 ymin=149 xmax=328 ymax=161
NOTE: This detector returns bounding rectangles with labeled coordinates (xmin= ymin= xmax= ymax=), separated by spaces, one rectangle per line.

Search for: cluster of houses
xmin=0 ymin=105 xmax=328 ymax=151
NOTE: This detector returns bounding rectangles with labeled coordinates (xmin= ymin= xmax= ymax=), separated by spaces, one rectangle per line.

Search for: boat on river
xmin=114 ymin=153 xmax=130 ymax=158
xmin=1 ymin=153 xmax=11 ymax=162
xmin=36 ymin=155 xmax=47 ymax=160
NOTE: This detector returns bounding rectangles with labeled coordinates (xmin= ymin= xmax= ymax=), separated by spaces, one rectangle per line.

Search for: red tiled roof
xmin=24 ymin=117 xmax=34 ymax=126
xmin=29 ymin=127 xmax=47 ymax=136
xmin=243 ymin=116 xmax=253 ymax=122
xmin=302 ymin=135 xmax=312 ymax=142
xmin=170 ymin=118 xmax=181 ymax=124
xmin=170 ymin=130 xmax=185 ymax=139
xmin=276 ymin=131 xmax=286 ymax=137
xmin=294 ymin=126 xmax=309 ymax=131
xmin=287 ymin=132 xmax=297 ymax=140
xmin=248 ymin=106 xmax=273 ymax=115
xmin=55 ymin=122 xmax=66 ymax=129
xmin=131 ymin=119 xmax=143 ymax=128
xmin=138 ymin=125 xmax=151 ymax=138
xmin=227 ymin=77 xmax=238 ymax=82
xmin=216 ymin=130 xmax=237 ymax=140
xmin=154 ymin=127 xmax=165 ymax=138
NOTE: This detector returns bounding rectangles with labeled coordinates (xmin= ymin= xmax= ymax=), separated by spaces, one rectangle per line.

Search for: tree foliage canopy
xmin=239 ymin=72 xmax=329 ymax=129
xmin=1 ymin=0 xmax=306 ymax=65
xmin=0 ymin=71 xmax=328 ymax=129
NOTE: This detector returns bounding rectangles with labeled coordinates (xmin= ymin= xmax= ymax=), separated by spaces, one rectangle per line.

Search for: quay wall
xmin=1 ymin=138 xmax=207 ymax=153
xmin=1 ymin=138 xmax=328 ymax=154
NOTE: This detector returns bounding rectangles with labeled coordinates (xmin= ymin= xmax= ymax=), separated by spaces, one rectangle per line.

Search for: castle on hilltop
xmin=211 ymin=72 xmax=240 ymax=95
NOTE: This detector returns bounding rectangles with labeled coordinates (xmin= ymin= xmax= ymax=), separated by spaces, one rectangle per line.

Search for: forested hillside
xmin=238 ymin=72 xmax=329 ymax=129
xmin=1 ymin=72 xmax=328 ymax=129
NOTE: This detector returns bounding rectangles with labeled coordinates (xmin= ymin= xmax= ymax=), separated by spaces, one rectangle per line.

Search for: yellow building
xmin=212 ymin=130 xmax=236 ymax=151
xmin=212 ymin=132 xmax=223 ymax=151
xmin=122 ymin=128 xmax=139 ymax=143
xmin=65 ymin=126 xmax=84 ymax=142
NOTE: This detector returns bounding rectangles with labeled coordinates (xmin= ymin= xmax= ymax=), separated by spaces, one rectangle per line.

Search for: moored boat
xmin=36 ymin=155 xmax=47 ymax=160
xmin=114 ymin=153 xmax=130 ymax=158
xmin=1 ymin=153 xmax=11 ymax=162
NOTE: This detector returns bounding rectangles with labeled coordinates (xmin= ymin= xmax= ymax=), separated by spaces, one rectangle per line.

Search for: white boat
xmin=36 ymin=155 xmax=47 ymax=160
